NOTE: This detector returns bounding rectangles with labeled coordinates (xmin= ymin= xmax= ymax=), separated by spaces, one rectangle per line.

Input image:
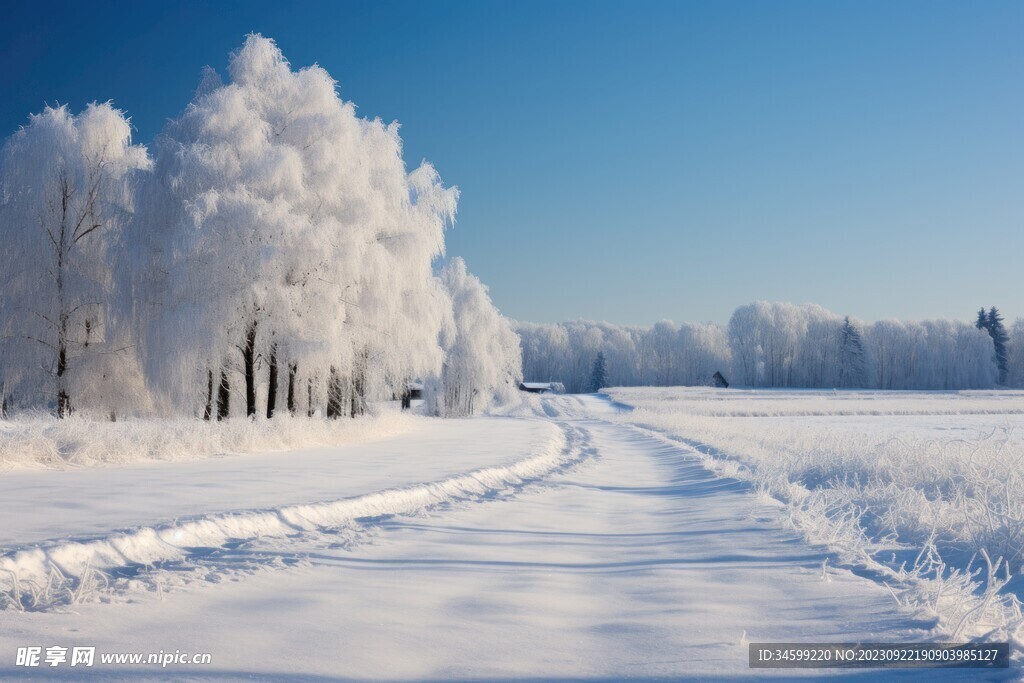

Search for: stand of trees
xmin=517 ymin=319 xmax=730 ymax=392
xmin=729 ymin=303 xmax=998 ymax=390
xmin=518 ymin=302 xmax=1022 ymax=392
xmin=0 ymin=35 xmax=519 ymax=419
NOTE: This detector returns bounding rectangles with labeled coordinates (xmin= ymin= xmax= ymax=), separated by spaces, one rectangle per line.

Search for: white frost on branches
xmin=0 ymin=35 xmax=522 ymax=419
xmin=0 ymin=103 xmax=150 ymax=416
xmin=126 ymin=35 xmax=460 ymax=417
xmin=427 ymin=258 xmax=522 ymax=417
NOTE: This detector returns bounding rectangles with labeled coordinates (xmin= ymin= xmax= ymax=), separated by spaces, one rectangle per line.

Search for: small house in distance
xmin=519 ymin=382 xmax=564 ymax=394
xmin=711 ymin=371 xmax=729 ymax=388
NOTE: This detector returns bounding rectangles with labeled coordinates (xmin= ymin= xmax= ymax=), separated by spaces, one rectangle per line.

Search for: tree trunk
xmin=350 ymin=349 xmax=367 ymax=418
xmin=243 ymin=320 xmax=257 ymax=418
xmin=266 ymin=343 xmax=278 ymax=419
xmin=56 ymin=334 xmax=70 ymax=418
xmin=326 ymin=367 xmax=342 ymax=419
xmin=216 ymin=370 xmax=230 ymax=421
xmin=287 ymin=363 xmax=297 ymax=416
xmin=350 ymin=370 xmax=364 ymax=418
xmin=203 ymin=369 xmax=214 ymax=421
xmin=54 ymin=171 xmax=72 ymax=419
xmin=307 ymin=377 xmax=315 ymax=418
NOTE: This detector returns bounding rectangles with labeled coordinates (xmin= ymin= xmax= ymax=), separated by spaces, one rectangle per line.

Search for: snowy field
xmin=0 ymin=393 xmax=1020 ymax=679
xmin=608 ymin=387 xmax=1024 ymax=652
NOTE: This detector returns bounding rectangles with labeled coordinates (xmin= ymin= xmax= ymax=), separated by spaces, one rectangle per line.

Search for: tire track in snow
xmin=0 ymin=421 xmax=591 ymax=611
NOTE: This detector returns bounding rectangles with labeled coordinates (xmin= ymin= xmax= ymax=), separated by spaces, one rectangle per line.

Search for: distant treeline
xmin=517 ymin=302 xmax=1023 ymax=392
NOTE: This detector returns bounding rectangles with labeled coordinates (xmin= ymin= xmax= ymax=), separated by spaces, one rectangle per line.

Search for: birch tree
xmin=0 ymin=103 xmax=149 ymax=416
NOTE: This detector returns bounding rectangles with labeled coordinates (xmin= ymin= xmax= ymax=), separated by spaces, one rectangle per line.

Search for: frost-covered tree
xmin=128 ymin=35 xmax=457 ymax=418
xmin=0 ymin=103 xmax=150 ymax=416
xmin=564 ymin=323 xmax=604 ymax=393
xmin=596 ymin=322 xmax=639 ymax=386
xmin=341 ymin=162 xmax=456 ymax=417
xmin=676 ymin=322 xmax=731 ymax=386
xmin=427 ymin=258 xmax=521 ymax=417
xmin=727 ymin=302 xmax=806 ymax=387
xmin=1007 ymin=318 xmax=1024 ymax=389
xmin=516 ymin=319 xmax=729 ymax=390
xmin=516 ymin=321 xmax=569 ymax=383
xmin=863 ymin=318 xmax=995 ymax=390
xmin=589 ymin=350 xmax=607 ymax=392
xmin=647 ymin=320 xmax=681 ymax=386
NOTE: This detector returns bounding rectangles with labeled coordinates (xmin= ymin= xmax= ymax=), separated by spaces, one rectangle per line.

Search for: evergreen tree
xmin=590 ymin=350 xmax=608 ymax=392
xmin=976 ymin=308 xmax=990 ymax=331
xmin=838 ymin=316 xmax=866 ymax=388
xmin=988 ymin=307 xmax=1009 ymax=385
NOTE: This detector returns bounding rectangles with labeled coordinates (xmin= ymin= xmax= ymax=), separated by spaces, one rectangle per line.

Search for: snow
xmin=0 ymin=409 xmax=425 ymax=471
xmin=2 ymin=392 xmax=1013 ymax=678
xmin=607 ymin=386 xmax=1024 ymax=647
xmin=0 ymin=416 xmax=558 ymax=548
xmin=0 ymin=416 xmax=570 ymax=610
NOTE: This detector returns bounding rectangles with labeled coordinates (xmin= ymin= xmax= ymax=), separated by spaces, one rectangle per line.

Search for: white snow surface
xmin=0 ymin=393 xmax=1016 ymax=679
xmin=608 ymin=387 xmax=1024 ymax=650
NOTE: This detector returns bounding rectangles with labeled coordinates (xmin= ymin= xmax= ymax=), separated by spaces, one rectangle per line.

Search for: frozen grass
xmin=607 ymin=387 xmax=1024 ymax=644
xmin=0 ymin=408 xmax=421 ymax=470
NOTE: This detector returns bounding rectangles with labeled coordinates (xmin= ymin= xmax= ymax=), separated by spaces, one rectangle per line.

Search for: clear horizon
xmin=2 ymin=0 xmax=1021 ymax=326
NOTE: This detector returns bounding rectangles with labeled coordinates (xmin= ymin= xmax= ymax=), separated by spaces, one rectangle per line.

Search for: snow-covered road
xmin=0 ymin=395 xmax=997 ymax=679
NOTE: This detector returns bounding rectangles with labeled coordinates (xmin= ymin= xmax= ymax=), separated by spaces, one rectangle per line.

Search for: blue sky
xmin=2 ymin=0 xmax=1021 ymax=325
